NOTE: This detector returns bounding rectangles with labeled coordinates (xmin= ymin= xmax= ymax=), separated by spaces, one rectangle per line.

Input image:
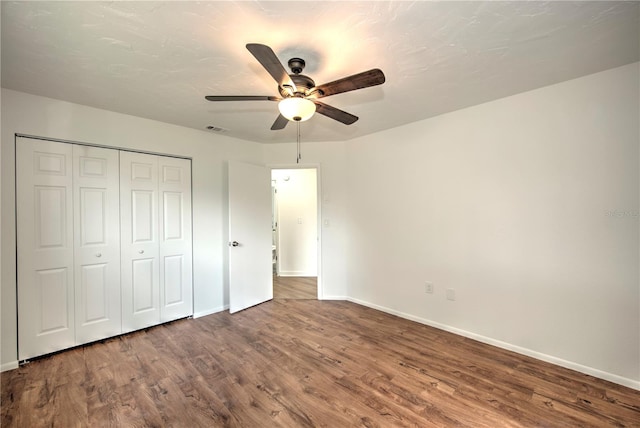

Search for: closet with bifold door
xmin=16 ymin=136 xmax=193 ymax=361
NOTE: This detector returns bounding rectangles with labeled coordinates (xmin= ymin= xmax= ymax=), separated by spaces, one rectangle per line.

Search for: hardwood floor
xmin=273 ymin=276 xmax=317 ymax=299
xmin=2 ymin=300 xmax=639 ymax=427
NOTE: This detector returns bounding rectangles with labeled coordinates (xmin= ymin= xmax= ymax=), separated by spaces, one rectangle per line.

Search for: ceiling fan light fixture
xmin=278 ymin=97 xmax=316 ymax=122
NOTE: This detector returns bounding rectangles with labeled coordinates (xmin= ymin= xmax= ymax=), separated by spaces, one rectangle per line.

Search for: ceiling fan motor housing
xmin=279 ymin=73 xmax=316 ymax=97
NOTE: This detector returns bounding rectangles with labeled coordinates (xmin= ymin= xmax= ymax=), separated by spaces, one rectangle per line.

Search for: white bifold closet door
xmin=17 ymin=139 xmax=76 ymax=359
xmin=157 ymin=156 xmax=193 ymax=322
xmin=17 ymin=137 xmax=192 ymax=361
xmin=17 ymin=140 xmax=121 ymax=360
xmin=73 ymin=145 xmax=122 ymax=345
xmin=120 ymin=152 xmax=192 ymax=333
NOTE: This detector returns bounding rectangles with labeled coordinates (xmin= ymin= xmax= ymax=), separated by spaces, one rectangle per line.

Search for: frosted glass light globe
xmin=278 ymin=97 xmax=316 ymax=122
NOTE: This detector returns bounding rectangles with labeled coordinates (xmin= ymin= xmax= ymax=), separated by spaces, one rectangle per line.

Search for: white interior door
xmin=16 ymin=137 xmax=75 ymax=360
xmin=120 ymin=151 xmax=161 ymax=332
xmin=73 ymin=145 xmax=122 ymax=345
xmin=158 ymin=156 xmax=193 ymax=321
xmin=228 ymin=161 xmax=273 ymax=313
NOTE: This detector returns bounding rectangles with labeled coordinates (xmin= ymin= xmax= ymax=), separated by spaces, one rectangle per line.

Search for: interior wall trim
xmin=1 ymin=361 xmax=19 ymax=372
xmin=193 ymin=305 xmax=229 ymax=319
xmin=15 ymin=133 xmax=192 ymax=161
xmin=277 ymin=271 xmax=317 ymax=277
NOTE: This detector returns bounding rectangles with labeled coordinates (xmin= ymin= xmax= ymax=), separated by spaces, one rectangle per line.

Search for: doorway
xmin=271 ymin=168 xmax=319 ymax=300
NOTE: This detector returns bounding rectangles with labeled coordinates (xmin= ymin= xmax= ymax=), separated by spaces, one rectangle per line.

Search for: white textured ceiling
xmin=2 ymin=1 xmax=639 ymax=143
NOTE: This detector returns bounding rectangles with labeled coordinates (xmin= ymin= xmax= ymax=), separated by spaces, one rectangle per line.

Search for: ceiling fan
xmin=205 ymin=43 xmax=386 ymax=130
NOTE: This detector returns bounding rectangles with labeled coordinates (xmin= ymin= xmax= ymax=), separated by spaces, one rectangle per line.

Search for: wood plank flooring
xmin=2 ymin=300 xmax=639 ymax=427
xmin=273 ymin=276 xmax=317 ymax=300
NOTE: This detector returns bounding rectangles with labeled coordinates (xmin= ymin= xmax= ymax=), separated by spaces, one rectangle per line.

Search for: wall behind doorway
xmin=272 ymin=169 xmax=318 ymax=277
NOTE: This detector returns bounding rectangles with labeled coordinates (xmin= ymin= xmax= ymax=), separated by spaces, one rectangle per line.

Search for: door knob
xmin=95 ymin=253 xmax=102 ymax=258
xmin=138 ymin=249 xmax=145 ymax=254
xmin=230 ymin=241 xmax=240 ymax=247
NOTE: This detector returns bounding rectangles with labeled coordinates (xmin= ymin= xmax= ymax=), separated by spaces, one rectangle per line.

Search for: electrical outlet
xmin=446 ymin=288 xmax=456 ymax=301
xmin=425 ymin=282 xmax=433 ymax=294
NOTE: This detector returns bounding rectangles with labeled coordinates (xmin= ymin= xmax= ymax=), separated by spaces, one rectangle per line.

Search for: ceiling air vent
xmin=206 ymin=125 xmax=228 ymax=133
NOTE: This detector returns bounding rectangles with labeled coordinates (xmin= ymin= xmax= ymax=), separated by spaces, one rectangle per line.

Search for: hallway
xmin=273 ymin=276 xmax=317 ymax=299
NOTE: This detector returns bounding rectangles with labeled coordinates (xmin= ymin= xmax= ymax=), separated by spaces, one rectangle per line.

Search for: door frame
xmin=269 ymin=163 xmax=322 ymax=300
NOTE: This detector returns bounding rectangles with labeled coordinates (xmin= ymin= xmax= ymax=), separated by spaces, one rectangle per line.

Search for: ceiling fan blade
xmin=271 ymin=114 xmax=289 ymax=130
xmin=246 ymin=43 xmax=297 ymax=92
xmin=313 ymin=101 xmax=358 ymax=125
xmin=313 ymin=69 xmax=385 ymax=98
xmin=205 ymin=95 xmax=279 ymax=102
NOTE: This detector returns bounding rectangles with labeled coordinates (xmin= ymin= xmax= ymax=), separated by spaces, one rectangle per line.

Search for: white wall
xmin=264 ymin=142 xmax=349 ymax=299
xmin=344 ymin=63 xmax=640 ymax=387
xmin=1 ymin=89 xmax=263 ymax=369
xmin=272 ymin=169 xmax=318 ymax=276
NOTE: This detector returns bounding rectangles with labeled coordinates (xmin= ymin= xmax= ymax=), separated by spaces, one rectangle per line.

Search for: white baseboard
xmin=193 ymin=305 xmax=228 ymax=319
xmin=277 ymin=271 xmax=317 ymax=277
xmin=1 ymin=361 xmax=19 ymax=372
xmin=320 ymin=295 xmax=348 ymax=301
xmin=347 ymin=297 xmax=640 ymax=391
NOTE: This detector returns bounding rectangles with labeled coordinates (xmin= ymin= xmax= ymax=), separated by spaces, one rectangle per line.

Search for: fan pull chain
xmin=296 ymin=121 xmax=302 ymax=164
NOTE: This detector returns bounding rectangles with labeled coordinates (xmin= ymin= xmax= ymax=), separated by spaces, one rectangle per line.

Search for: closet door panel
xmin=17 ymin=138 xmax=75 ymax=360
xmin=158 ymin=157 xmax=193 ymax=322
xmin=121 ymin=152 xmax=160 ymax=332
xmin=80 ymin=264 xmax=108 ymax=320
xmin=132 ymin=258 xmax=156 ymax=312
xmin=132 ymin=190 xmax=155 ymax=241
xmin=35 ymin=268 xmax=70 ymax=330
xmin=73 ymin=145 xmax=121 ymax=345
